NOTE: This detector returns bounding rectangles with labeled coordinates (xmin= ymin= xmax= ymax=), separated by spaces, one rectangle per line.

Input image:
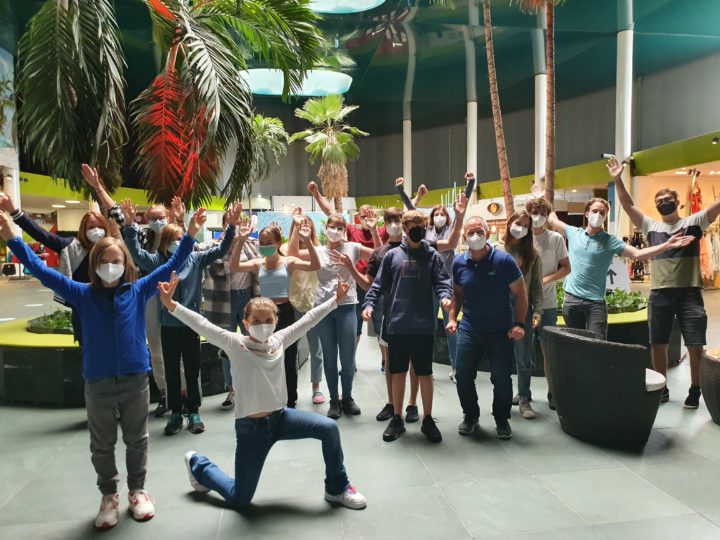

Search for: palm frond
xmin=512 ymin=0 xmax=565 ymax=14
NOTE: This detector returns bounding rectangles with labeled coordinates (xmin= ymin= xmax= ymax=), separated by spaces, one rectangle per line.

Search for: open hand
xmin=81 ymin=163 xmax=103 ymax=191
xmin=156 ymin=271 xmax=181 ymax=311
xmin=453 ymin=193 xmax=468 ymax=216
xmin=0 ymin=210 xmax=15 ymax=241
xmin=187 ymin=208 xmax=207 ymax=237
xmin=226 ymin=202 xmax=243 ymax=226
xmin=299 ymin=222 xmax=312 ymax=240
xmin=606 ymin=157 xmax=625 ymax=179
xmin=329 ymin=249 xmax=352 ymax=269
xmin=120 ymin=198 xmax=137 ymax=224
xmin=666 ymin=230 xmax=696 ymax=250
xmin=531 ymin=183 xmax=546 ymax=200
xmin=335 ymin=274 xmax=350 ymax=303
xmin=293 ymin=207 xmax=305 ymax=227
xmin=237 ymin=217 xmax=252 ymax=239
xmin=170 ymin=196 xmax=186 ymax=224
xmin=0 ymin=193 xmax=17 ymax=214
xmin=364 ymin=214 xmax=377 ymax=229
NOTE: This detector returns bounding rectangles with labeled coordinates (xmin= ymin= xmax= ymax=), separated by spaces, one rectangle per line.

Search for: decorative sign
xmin=487 ymin=202 xmax=503 ymax=215
xmin=606 ymin=257 xmax=631 ymax=292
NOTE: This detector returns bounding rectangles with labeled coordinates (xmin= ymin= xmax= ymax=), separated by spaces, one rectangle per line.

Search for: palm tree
xmin=515 ymin=0 xmax=565 ymax=205
xmin=16 ymin=0 xmax=127 ymax=193
xmin=482 ymin=0 xmax=514 ymax=215
xmin=244 ymin=114 xmax=289 ymax=201
xmin=291 ymin=94 xmax=368 ymax=212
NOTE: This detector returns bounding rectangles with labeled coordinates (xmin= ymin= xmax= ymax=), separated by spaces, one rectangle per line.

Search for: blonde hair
xmin=77 ymin=211 xmax=111 ymax=250
xmin=244 ymin=297 xmax=279 ymax=319
xmin=157 ymin=223 xmax=183 ymax=257
xmin=88 ymin=238 xmax=138 ymax=289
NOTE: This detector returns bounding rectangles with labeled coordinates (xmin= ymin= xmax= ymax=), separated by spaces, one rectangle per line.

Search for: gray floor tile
xmin=487 ymin=525 xmax=605 ymax=540
xmin=594 ymin=514 xmax=720 ymax=540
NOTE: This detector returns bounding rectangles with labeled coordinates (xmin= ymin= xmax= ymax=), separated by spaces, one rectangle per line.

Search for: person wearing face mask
xmin=0 ymin=207 xmax=203 ymax=530
xmin=525 ymin=198 xmax=570 ymax=411
xmin=446 ymin=217 xmax=529 ymax=440
xmin=496 ymin=211 xmax=544 ymax=420
xmin=122 ymin=199 xmax=242 ymax=436
xmin=156 ymin=274 xmax=367 ymax=511
xmin=307 ymin=182 xmax=388 ymax=345
xmin=288 ymin=213 xmax=375 ymax=419
xmin=361 ymin=210 xmax=453 ymax=443
xmin=395 ymin=174 xmax=475 ymax=383
xmin=532 ymin=184 xmax=696 ymax=342
xmin=230 ymin=220 xmax=321 ymax=409
xmin=609 ymin=158 xmax=720 ymax=407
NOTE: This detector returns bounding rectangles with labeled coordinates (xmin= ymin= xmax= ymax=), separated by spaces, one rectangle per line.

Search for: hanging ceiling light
xmin=309 ymin=0 xmax=386 ymax=14
xmin=240 ymin=69 xmax=352 ymax=97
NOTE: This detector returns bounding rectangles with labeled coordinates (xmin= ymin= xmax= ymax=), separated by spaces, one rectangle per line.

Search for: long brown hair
xmin=88 ymin=238 xmax=138 ymax=289
xmin=77 ymin=211 xmax=112 ymax=250
xmin=504 ymin=211 xmax=536 ymax=275
xmin=157 ymin=224 xmax=183 ymax=258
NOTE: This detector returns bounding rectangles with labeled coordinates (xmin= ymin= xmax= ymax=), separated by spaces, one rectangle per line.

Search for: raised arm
xmin=706 ymin=198 xmax=720 ymax=224
xmin=195 ymin=223 xmax=237 ymax=268
xmin=122 ymin=225 xmax=162 ymax=273
xmin=437 ymin=193 xmax=468 ymax=252
xmin=395 ymin=177 xmax=416 ymax=210
xmin=622 ymin=231 xmax=696 ymax=261
xmin=81 ymin=164 xmax=119 ymax=219
xmin=287 ymin=217 xmax=321 ymax=272
xmin=364 ymin=209 xmax=383 ymax=249
xmin=607 ymin=158 xmax=645 ymax=229
xmin=229 ymin=217 xmax=260 ymax=273
xmin=463 ymin=172 xmax=477 ymax=200
xmin=1 ymin=194 xmax=74 ymax=252
xmin=307 ymin=181 xmax=334 ymax=217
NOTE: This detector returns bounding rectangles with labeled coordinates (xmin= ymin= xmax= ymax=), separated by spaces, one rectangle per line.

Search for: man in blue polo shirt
xmin=447 ymin=216 xmax=528 ymax=440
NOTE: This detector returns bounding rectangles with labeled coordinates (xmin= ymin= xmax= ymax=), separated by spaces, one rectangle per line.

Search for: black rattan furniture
xmin=700 ymin=349 xmax=720 ymax=425
xmin=541 ymin=326 xmax=664 ymax=447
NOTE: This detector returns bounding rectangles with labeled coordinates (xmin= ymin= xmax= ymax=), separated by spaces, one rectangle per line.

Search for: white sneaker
xmin=94 ymin=493 xmax=119 ymax=530
xmin=184 ymin=451 xmax=210 ymax=493
xmin=324 ymin=485 xmax=367 ymax=509
xmin=519 ymin=397 xmax=536 ymax=419
xmin=128 ymin=489 xmax=155 ymax=521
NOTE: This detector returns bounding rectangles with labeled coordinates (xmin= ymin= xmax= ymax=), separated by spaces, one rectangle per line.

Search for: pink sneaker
xmin=128 ymin=489 xmax=155 ymax=521
xmin=312 ymin=390 xmax=326 ymax=405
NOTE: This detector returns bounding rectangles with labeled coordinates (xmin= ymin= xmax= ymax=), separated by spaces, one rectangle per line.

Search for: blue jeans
xmin=316 ymin=303 xmax=357 ymax=401
xmin=190 ymin=408 xmax=349 ymax=508
xmin=295 ymin=308 xmax=324 ymax=385
xmin=455 ymin=328 xmax=514 ymax=424
xmin=433 ymin=296 xmax=457 ymax=368
xmin=223 ymin=288 xmax=254 ymax=389
xmin=515 ymin=308 xmax=558 ymax=399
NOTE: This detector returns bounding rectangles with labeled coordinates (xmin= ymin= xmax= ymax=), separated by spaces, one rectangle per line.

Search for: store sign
xmin=487 ymin=202 xmax=503 ymax=215
xmin=606 ymin=257 xmax=631 ymax=292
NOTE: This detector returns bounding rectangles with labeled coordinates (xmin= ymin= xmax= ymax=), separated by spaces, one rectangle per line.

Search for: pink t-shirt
xmin=346 ymin=225 xmax=388 ymax=274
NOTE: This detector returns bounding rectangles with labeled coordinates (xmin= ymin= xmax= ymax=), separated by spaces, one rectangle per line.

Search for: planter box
xmin=26 ymin=316 xmax=73 ymax=335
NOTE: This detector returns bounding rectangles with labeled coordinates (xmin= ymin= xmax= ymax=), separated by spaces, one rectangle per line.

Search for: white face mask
xmin=167 ymin=240 xmax=181 ymax=254
xmin=149 ymin=218 xmax=167 ymax=233
xmin=509 ymin=224 xmax=528 ymax=240
xmin=248 ymin=323 xmax=275 ymax=342
xmin=86 ymin=228 xmax=106 ymax=244
xmin=531 ymin=214 xmax=547 ymax=228
xmin=466 ymin=233 xmax=487 ymax=251
xmin=96 ymin=263 xmax=124 ymax=284
xmin=433 ymin=215 xmax=447 ymax=229
xmin=587 ymin=211 xmax=605 ymax=228
xmin=326 ymin=227 xmax=344 ymax=243
xmin=386 ymin=222 xmax=402 ymax=237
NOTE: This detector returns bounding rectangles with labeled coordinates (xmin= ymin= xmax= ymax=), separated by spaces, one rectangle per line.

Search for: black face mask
xmin=656 ymin=199 xmax=677 ymax=216
xmin=408 ymin=227 xmax=424 ymax=243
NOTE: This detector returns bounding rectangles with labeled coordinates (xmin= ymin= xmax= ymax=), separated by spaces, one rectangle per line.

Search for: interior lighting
xmin=65 ymin=200 xmax=81 ymax=204
xmin=240 ymin=69 xmax=352 ymax=96
xmin=51 ymin=204 xmax=66 ymax=208
xmin=571 ymin=189 xmax=578 ymax=193
xmin=712 ymin=137 xmax=718 ymax=145
xmin=309 ymin=0 xmax=386 ymax=14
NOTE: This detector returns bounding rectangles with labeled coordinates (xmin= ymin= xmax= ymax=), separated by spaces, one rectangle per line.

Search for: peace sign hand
xmin=157 ymin=271 xmax=181 ymax=311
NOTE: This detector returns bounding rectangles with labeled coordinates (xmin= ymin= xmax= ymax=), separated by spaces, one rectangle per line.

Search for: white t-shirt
xmin=533 ymin=229 xmax=568 ymax=309
xmin=315 ymin=242 xmax=362 ymax=306
xmin=171 ymin=299 xmax=336 ymax=418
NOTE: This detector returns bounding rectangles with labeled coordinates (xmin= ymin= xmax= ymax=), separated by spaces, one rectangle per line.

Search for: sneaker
xmin=421 ymin=415 xmax=442 ymax=443
xmin=449 ymin=370 xmax=457 ymax=384
xmin=496 ymin=422 xmax=513 ymax=440
xmin=188 ymin=413 xmax=206 ymax=434
xmin=683 ymin=385 xmax=701 ymax=409
xmin=182 ymin=404 xmax=190 ymax=418
xmin=341 ymin=398 xmax=361 ymax=415
xmin=405 ymin=404 xmax=419 ymax=423
xmin=512 ymin=394 xmax=520 ymax=406
xmin=519 ymin=397 xmax=536 ymax=419
xmin=128 ymin=489 xmax=155 ymax=522
xmin=661 ymin=386 xmax=670 ymax=403
xmin=382 ymin=415 xmax=406 ymax=442
xmin=184 ymin=451 xmax=210 ymax=493
xmin=220 ymin=391 xmax=234 ymax=411
xmin=375 ymin=403 xmax=394 ymax=422
xmin=153 ymin=399 xmax=168 ymax=418
xmin=327 ymin=399 xmax=342 ymax=419
xmin=164 ymin=413 xmax=183 ymax=436
xmin=547 ymin=392 xmax=556 ymax=411
xmin=312 ymin=390 xmax=326 ymax=405
xmin=94 ymin=493 xmax=119 ymax=530
xmin=458 ymin=415 xmax=479 ymax=436
xmin=324 ymin=485 xmax=367 ymax=509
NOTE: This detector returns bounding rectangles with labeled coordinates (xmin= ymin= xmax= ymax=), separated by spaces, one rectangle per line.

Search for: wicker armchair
xmin=541 ymin=326 xmax=664 ymax=447
xmin=700 ymin=350 xmax=720 ymax=425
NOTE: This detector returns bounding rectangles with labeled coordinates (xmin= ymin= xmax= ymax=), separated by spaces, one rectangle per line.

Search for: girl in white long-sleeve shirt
xmin=156 ymin=273 xmax=367 ymax=510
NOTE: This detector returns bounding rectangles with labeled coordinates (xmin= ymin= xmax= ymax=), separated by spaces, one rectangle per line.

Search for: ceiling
xmin=3 ymin=1 xmax=720 ymax=135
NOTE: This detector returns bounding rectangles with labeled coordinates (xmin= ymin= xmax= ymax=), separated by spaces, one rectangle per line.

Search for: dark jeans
xmin=277 ymin=301 xmax=298 ymax=407
xmin=161 ymin=325 xmax=202 ymax=414
xmin=189 ymin=408 xmax=349 ymax=508
xmin=455 ymin=328 xmax=513 ymax=425
xmin=562 ymin=291 xmax=608 ymax=340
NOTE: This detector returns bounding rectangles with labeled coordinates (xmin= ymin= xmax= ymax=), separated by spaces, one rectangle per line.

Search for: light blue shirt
xmin=563 ymin=225 xmax=626 ymax=301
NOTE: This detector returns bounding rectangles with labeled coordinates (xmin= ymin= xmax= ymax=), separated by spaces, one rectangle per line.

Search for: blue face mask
xmin=167 ymin=240 xmax=181 ymax=255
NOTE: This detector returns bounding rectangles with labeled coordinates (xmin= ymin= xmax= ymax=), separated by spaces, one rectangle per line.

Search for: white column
xmin=402 ymin=117 xmax=412 ymax=197
xmin=613 ymin=0 xmax=634 ymax=236
xmin=465 ymin=1 xmax=479 ymax=202
xmin=532 ymin=12 xmax=547 ymax=186
xmin=401 ymin=9 xmax=418 ymax=199
xmin=2 ymin=167 xmax=21 ymax=236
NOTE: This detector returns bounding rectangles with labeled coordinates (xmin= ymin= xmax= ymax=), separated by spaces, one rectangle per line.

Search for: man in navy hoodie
xmin=363 ymin=210 xmax=452 ymax=443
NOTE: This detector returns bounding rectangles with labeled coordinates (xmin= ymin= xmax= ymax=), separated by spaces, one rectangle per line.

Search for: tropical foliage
xmin=0 ymin=79 xmax=15 ymax=136
xmin=16 ymin=0 xmax=127 ymax=193
xmin=291 ymin=94 xmax=368 ymax=212
xmin=242 ymin=114 xmax=289 ymax=201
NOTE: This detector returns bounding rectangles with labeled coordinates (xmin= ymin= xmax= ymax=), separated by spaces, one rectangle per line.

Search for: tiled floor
xmin=1 ymin=279 xmax=720 ymax=539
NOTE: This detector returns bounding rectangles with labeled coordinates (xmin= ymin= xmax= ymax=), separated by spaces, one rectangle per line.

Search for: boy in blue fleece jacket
xmin=362 ymin=210 xmax=452 ymax=443
xmin=0 ymin=208 xmax=205 ymax=530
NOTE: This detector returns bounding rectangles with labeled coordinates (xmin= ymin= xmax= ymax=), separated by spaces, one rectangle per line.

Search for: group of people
xmin=0 ymin=157 xmax=717 ymax=530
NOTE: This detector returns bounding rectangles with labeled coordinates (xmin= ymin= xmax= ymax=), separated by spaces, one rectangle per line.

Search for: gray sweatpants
xmin=84 ymin=374 xmax=150 ymax=495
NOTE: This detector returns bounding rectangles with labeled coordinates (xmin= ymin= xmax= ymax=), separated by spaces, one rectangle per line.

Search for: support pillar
xmin=532 ymin=12 xmax=547 ymax=186
xmin=465 ymin=1 xmax=480 ymax=202
xmin=2 ymin=167 xmax=21 ymax=236
xmin=401 ymin=9 xmax=418 ymax=200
